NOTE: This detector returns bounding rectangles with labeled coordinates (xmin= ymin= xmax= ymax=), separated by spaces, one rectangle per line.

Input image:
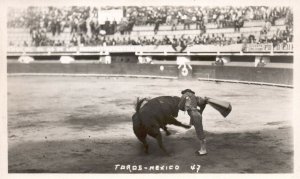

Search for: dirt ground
xmin=7 ymin=76 xmax=293 ymax=173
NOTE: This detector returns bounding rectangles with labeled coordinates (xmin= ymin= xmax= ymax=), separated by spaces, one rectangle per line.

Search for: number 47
xmin=190 ymin=164 xmax=201 ymax=173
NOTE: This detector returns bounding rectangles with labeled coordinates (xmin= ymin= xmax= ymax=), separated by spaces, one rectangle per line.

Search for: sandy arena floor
xmin=7 ymin=76 xmax=293 ymax=173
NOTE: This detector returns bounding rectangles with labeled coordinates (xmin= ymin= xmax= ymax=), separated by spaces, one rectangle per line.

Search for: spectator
xmin=262 ymin=19 xmax=272 ymax=34
xmin=220 ymin=34 xmax=227 ymax=46
xmin=118 ymin=18 xmax=128 ymax=35
xmin=236 ymin=36 xmax=242 ymax=44
xmin=104 ymin=18 xmax=110 ymax=34
xmin=258 ymin=31 xmax=268 ymax=44
xmin=166 ymin=14 xmax=172 ymax=25
xmin=70 ymin=16 xmax=79 ymax=34
xmin=79 ymin=17 xmax=87 ymax=34
xmin=127 ymin=17 xmax=135 ymax=35
xmin=162 ymin=35 xmax=171 ymax=45
xmin=248 ymin=34 xmax=256 ymax=43
xmin=154 ymin=16 xmax=162 ymax=35
xmin=111 ymin=38 xmax=117 ymax=46
xmin=50 ymin=19 xmax=57 ymax=36
xmin=70 ymin=33 xmax=78 ymax=46
xmin=271 ymin=35 xmax=279 ymax=47
xmin=215 ymin=35 xmax=221 ymax=46
xmin=217 ymin=13 xmax=225 ymax=28
xmin=54 ymin=40 xmax=62 ymax=46
xmin=56 ymin=18 xmax=61 ymax=36
xmin=112 ymin=19 xmax=117 ymax=34
xmin=183 ymin=14 xmax=191 ymax=30
xmin=234 ymin=17 xmax=244 ymax=32
xmin=210 ymin=34 xmax=216 ymax=44
xmin=171 ymin=13 xmax=178 ymax=31
xmin=90 ymin=16 xmax=99 ymax=36
xmin=195 ymin=12 xmax=203 ymax=30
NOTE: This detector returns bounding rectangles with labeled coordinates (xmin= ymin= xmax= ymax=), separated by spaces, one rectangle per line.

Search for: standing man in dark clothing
xmin=154 ymin=17 xmax=162 ymax=35
xmin=50 ymin=19 xmax=57 ymax=36
xmin=127 ymin=17 xmax=135 ymax=35
xmin=104 ymin=18 xmax=110 ymax=34
xmin=112 ymin=19 xmax=117 ymax=34
xmin=56 ymin=18 xmax=61 ymax=36
xmin=178 ymin=89 xmax=208 ymax=156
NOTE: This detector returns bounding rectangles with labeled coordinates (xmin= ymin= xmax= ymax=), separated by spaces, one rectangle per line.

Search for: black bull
xmin=132 ymin=96 xmax=204 ymax=154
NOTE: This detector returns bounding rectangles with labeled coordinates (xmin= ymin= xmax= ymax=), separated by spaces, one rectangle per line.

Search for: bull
xmin=132 ymin=96 xmax=191 ymax=155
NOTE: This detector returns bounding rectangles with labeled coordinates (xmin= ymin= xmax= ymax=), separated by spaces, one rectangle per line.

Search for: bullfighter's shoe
xmin=196 ymin=139 xmax=207 ymax=156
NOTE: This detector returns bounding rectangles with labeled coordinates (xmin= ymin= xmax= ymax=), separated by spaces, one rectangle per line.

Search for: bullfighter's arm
xmin=178 ymin=93 xmax=188 ymax=111
xmin=196 ymin=96 xmax=208 ymax=114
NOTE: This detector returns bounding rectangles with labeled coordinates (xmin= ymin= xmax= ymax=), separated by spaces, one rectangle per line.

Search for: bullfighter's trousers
xmin=188 ymin=109 xmax=205 ymax=140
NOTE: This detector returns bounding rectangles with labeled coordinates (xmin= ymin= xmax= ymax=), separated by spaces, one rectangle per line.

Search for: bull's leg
xmin=148 ymin=127 xmax=169 ymax=155
xmin=132 ymin=114 xmax=149 ymax=154
xmin=155 ymin=133 xmax=169 ymax=155
xmin=168 ymin=116 xmax=191 ymax=129
xmin=134 ymin=132 xmax=149 ymax=154
xmin=162 ymin=126 xmax=171 ymax=136
xmin=135 ymin=130 xmax=149 ymax=154
xmin=138 ymin=136 xmax=149 ymax=154
xmin=156 ymin=118 xmax=171 ymax=136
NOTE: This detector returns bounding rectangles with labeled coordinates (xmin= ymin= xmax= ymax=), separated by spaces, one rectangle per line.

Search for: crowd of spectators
xmin=8 ymin=7 xmax=118 ymax=47
xmin=7 ymin=6 xmax=293 ymax=48
xmin=125 ymin=6 xmax=292 ymax=30
xmin=9 ymin=25 xmax=293 ymax=48
xmin=26 ymin=23 xmax=290 ymax=49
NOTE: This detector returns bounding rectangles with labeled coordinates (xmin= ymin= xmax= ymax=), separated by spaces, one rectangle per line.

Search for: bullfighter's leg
xmin=167 ymin=116 xmax=191 ymax=129
xmin=188 ymin=110 xmax=207 ymax=156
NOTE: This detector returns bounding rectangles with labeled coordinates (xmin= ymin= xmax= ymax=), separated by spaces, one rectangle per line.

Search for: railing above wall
xmin=244 ymin=43 xmax=273 ymax=52
xmin=7 ymin=43 xmax=293 ymax=57
xmin=273 ymin=43 xmax=293 ymax=52
xmin=244 ymin=43 xmax=293 ymax=53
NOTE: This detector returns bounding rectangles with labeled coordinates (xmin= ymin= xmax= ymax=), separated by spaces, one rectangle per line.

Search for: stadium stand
xmin=7 ymin=6 xmax=293 ymax=47
xmin=7 ymin=6 xmax=293 ymax=87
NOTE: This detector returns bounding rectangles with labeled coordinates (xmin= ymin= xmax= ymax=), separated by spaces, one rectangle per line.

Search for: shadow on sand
xmin=9 ymin=126 xmax=293 ymax=173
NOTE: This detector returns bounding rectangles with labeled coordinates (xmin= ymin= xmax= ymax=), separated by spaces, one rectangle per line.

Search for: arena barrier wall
xmin=7 ymin=62 xmax=293 ymax=86
xmin=7 ymin=62 xmax=178 ymax=77
xmin=192 ymin=66 xmax=293 ymax=86
xmin=214 ymin=66 xmax=293 ymax=85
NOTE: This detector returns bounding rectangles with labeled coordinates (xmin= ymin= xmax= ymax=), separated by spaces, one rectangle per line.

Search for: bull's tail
xmin=135 ymin=97 xmax=148 ymax=113
xmin=132 ymin=97 xmax=149 ymax=153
